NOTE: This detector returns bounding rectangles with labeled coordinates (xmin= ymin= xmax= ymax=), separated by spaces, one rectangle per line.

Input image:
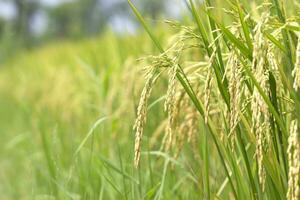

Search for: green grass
xmin=0 ymin=0 xmax=300 ymax=199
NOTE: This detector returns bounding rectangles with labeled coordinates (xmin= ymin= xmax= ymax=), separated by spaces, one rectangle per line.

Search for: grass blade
xmin=74 ymin=116 xmax=108 ymax=156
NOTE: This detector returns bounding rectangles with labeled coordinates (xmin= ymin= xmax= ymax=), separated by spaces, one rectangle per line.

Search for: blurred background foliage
xmin=0 ymin=0 xmax=183 ymax=62
xmin=0 ymin=1 xmax=187 ymax=199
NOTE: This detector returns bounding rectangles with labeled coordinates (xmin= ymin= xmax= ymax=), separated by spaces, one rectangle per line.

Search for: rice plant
xmin=130 ymin=0 xmax=300 ymax=199
xmin=0 ymin=0 xmax=299 ymax=199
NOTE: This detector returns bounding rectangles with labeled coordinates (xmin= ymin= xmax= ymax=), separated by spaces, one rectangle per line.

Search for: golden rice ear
xmin=204 ymin=50 xmax=217 ymax=124
xmin=287 ymin=119 xmax=300 ymax=200
xmin=251 ymin=10 xmax=271 ymax=191
xmin=133 ymin=69 xmax=157 ymax=168
xmin=292 ymin=37 xmax=300 ymax=91
xmin=134 ymin=38 xmax=184 ymax=167
xmin=164 ymin=64 xmax=179 ymax=151
xmin=227 ymin=51 xmax=243 ymax=150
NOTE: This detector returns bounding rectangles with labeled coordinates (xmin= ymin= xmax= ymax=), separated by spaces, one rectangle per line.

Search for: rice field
xmin=0 ymin=0 xmax=299 ymax=199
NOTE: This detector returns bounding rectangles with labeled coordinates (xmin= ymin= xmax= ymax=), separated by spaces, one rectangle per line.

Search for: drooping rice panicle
xmin=135 ymin=40 xmax=184 ymax=166
xmin=164 ymin=65 xmax=178 ymax=150
xmin=287 ymin=120 xmax=300 ymax=200
xmin=227 ymin=50 xmax=243 ymax=149
xmin=251 ymin=11 xmax=271 ymax=191
xmin=164 ymin=43 xmax=184 ymax=150
xmin=292 ymin=37 xmax=300 ymax=91
xmin=204 ymin=50 xmax=216 ymax=124
xmin=133 ymin=68 xmax=158 ymax=167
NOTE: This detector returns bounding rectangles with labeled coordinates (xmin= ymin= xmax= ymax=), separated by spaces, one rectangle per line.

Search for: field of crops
xmin=0 ymin=0 xmax=299 ymax=199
